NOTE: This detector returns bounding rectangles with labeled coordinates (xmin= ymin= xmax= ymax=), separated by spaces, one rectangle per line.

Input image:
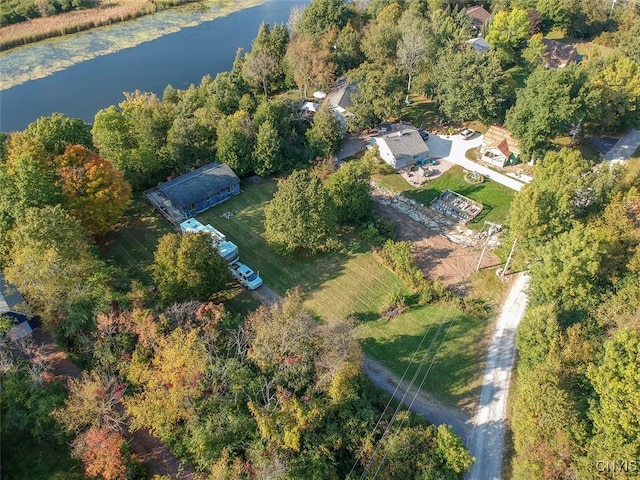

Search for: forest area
xmin=1 ymin=0 xmax=640 ymax=478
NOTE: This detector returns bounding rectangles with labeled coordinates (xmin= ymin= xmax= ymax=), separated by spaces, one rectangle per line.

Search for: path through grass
xmin=102 ymin=180 xmax=490 ymax=407
xmin=198 ymin=179 xmax=489 ymax=407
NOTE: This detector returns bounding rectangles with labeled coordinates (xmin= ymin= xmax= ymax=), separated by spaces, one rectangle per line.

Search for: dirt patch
xmin=374 ymin=202 xmax=500 ymax=293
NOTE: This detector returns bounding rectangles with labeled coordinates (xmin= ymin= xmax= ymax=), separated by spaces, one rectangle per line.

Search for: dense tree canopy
xmin=55 ymin=145 xmax=132 ymax=236
xmin=152 ymin=232 xmax=230 ymax=304
xmin=5 ymin=205 xmax=102 ymax=324
xmin=264 ymin=169 xmax=337 ymax=254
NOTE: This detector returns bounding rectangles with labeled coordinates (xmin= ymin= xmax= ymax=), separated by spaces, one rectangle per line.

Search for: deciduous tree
xmin=285 ymin=34 xmax=336 ymax=99
xmin=306 ymin=102 xmax=344 ymax=159
xmin=55 ymin=145 xmax=132 ymax=236
xmin=5 ymin=205 xmax=102 ymax=323
xmin=125 ymin=328 xmax=208 ymax=442
xmin=264 ymin=170 xmax=338 ymax=254
xmin=324 ymin=159 xmax=372 ymax=224
xmin=486 ymin=7 xmax=530 ymax=62
xmin=152 ymin=232 xmax=231 ymax=305
xmin=216 ymin=110 xmax=255 ymax=177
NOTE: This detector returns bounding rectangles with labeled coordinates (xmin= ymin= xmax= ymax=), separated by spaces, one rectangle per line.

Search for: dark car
xmin=418 ymin=129 xmax=429 ymax=141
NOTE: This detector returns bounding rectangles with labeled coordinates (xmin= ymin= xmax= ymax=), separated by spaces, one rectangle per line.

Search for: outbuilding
xmin=144 ymin=162 xmax=240 ymax=224
xmin=1 ymin=272 xmax=37 ymax=342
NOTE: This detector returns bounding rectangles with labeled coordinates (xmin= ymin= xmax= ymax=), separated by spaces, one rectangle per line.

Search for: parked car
xmin=460 ymin=128 xmax=475 ymax=140
xmin=418 ymin=129 xmax=429 ymax=141
xmin=229 ymin=261 xmax=263 ymax=290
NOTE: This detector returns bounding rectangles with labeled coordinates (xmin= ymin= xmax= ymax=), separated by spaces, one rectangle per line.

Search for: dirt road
xmin=362 ymin=357 xmax=471 ymax=438
xmin=465 ymin=273 xmax=530 ymax=480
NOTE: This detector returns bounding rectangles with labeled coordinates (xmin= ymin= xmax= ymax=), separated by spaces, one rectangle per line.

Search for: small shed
xmin=371 ymin=127 xmax=430 ymax=169
xmin=144 ymin=162 xmax=240 ymax=224
xmin=1 ymin=272 xmax=37 ymax=342
xmin=481 ymin=126 xmax=521 ymax=168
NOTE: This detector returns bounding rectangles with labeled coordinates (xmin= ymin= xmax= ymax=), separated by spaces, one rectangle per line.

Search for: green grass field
xmin=197 ymin=180 xmax=488 ymax=406
xmin=375 ymin=166 xmax=515 ymax=228
xmin=625 ymin=146 xmax=640 ymax=181
xmin=101 ymin=180 xmax=489 ymax=407
xmin=1 ymin=430 xmax=85 ymax=480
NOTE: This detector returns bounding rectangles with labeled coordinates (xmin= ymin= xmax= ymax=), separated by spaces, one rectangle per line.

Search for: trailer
xmin=179 ymin=218 xmax=239 ymax=263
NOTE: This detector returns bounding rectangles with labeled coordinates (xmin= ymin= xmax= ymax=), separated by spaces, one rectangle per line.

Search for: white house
xmin=467 ymin=37 xmax=491 ymax=53
xmin=480 ymin=126 xmax=521 ymax=168
xmin=371 ymin=128 xmax=430 ymax=169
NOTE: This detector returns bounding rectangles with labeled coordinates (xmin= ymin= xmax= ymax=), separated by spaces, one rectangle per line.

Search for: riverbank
xmin=0 ymin=0 xmax=201 ymax=51
xmin=0 ymin=0 xmax=267 ymax=91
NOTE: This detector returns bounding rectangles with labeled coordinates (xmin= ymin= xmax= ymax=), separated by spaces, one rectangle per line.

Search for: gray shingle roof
xmin=157 ymin=162 xmax=240 ymax=208
xmin=379 ymin=129 xmax=430 ymax=158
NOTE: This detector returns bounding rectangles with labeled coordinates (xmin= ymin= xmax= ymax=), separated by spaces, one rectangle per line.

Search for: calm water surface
xmin=0 ymin=1 xmax=305 ymax=133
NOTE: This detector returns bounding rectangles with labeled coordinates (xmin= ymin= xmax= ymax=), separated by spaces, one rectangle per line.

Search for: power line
xmin=357 ymin=305 xmax=457 ymax=479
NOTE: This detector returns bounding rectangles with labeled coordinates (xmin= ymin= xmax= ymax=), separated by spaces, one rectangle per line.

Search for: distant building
xmin=466 ymin=5 xmax=491 ymax=33
xmin=481 ymin=126 xmax=521 ymax=168
xmin=371 ymin=127 xmax=430 ymax=169
xmin=467 ymin=37 xmax=491 ymax=53
xmin=144 ymin=162 xmax=240 ymax=224
xmin=541 ymin=39 xmax=578 ymax=69
xmin=1 ymin=272 xmax=37 ymax=342
xmin=326 ymin=77 xmax=357 ymax=126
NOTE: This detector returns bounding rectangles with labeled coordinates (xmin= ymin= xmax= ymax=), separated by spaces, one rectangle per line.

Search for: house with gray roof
xmin=371 ymin=128 xmax=430 ymax=169
xmin=144 ymin=162 xmax=240 ymax=224
xmin=1 ymin=272 xmax=37 ymax=342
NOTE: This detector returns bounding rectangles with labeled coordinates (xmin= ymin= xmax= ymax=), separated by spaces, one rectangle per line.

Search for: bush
xmin=358 ymin=217 xmax=397 ymax=247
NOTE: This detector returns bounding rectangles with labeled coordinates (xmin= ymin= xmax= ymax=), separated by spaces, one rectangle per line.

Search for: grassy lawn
xmin=625 ymin=146 xmax=640 ymax=181
xmin=400 ymin=95 xmax=441 ymax=130
xmin=99 ymin=179 xmax=490 ymax=407
xmin=375 ymin=166 xmax=515 ymax=228
xmin=1 ymin=430 xmax=85 ymax=480
xmin=196 ymin=179 xmax=487 ymax=407
xmin=100 ymin=199 xmax=261 ymax=316
xmin=356 ymin=304 xmax=488 ymax=408
xmin=101 ymin=200 xmax=175 ymax=285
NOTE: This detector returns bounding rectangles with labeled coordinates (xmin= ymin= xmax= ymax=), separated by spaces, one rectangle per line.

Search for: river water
xmin=0 ymin=0 xmax=305 ymax=133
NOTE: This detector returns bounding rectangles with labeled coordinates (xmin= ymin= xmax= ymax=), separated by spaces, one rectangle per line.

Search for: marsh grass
xmin=0 ymin=0 xmax=201 ymax=50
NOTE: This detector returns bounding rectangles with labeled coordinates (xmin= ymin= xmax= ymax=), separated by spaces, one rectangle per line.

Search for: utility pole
xmin=476 ymin=222 xmax=498 ymax=272
xmin=610 ymin=0 xmax=616 ymax=18
xmin=501 ymin=236 xmax=518 ymax=278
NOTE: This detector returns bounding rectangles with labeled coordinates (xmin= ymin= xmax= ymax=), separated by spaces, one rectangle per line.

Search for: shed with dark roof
xmin=144 ymin=163 xmax=240 ymax=224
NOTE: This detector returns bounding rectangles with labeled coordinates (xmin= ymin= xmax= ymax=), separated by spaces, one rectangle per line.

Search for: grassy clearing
xmin=100 ymin=200 xmax=175 ymax=285
xmin=625 ymin=146 xmax=640 ymax=181
xmin=197 ymin=179 xmax=488 ymax=407
xmin=400 ymin=95 xmax=441 ymax=130
xmin=356 ymin=304 xmax=488 ymax=408
xmin=0 ymin=430 xmax=85 ymax=480
xmin=375 ymin=166 xmax=515 ymax=228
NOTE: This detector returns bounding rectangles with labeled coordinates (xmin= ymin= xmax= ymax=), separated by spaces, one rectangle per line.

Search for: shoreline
xmin=0 ymin=0 xmax=267 ymax=91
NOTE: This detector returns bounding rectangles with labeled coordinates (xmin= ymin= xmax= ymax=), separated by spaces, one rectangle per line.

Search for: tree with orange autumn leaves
xmin=55 ymin=144 xmax=132 ymax=236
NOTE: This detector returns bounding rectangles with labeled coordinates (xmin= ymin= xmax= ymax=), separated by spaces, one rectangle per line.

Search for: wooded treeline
xmin=506 ymin=148 xmax=640 ymax=479
xmin=1 ymin=0 xmax=640 ymax=477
